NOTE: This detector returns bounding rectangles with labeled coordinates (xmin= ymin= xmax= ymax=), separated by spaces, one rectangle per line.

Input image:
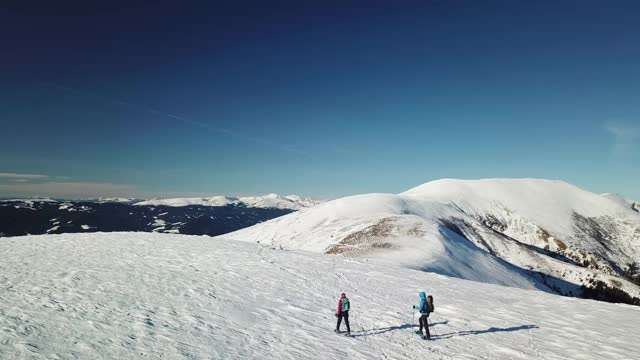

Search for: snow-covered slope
xmin=134 ymin=194 xmax=320 ymax=210
xmin=604 ymin=193 xmax=640 ymax=214
xmin=403 ymin=179 xmax=640 ymax=265
xmin=224 ymin=193 xmax=546 ymax=290
xmin=1 ymin=233 xmax=638 ymax=360
xmin=223 ymin=179 xmax=640 ymax=303
xmin=602 ymin=193 xmax=634 ymax=207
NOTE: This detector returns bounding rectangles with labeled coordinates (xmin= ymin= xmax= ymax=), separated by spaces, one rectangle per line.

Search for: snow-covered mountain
xmin=1 ymin=232 xmax=639 ymax=359
xmin=602 ymin=193 xmax=640 ymax=213
xmin=135 ymin=194 xmax=320 ymax=210
xmin=87 ymin=197 xmax=140 ymax=203
xmin=0 ymin=194 xmax=318 ymax=237
xmin=223 ymin=179 xmax=640 ymax=304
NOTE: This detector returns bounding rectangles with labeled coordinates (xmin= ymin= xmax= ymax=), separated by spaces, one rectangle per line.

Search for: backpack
xmin=342 ymin=298 xmax=350 ymax=312
xmin=426 ymin=295 xmax=435 ymax=312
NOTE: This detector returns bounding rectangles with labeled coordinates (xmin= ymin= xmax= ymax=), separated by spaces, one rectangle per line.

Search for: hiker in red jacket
xmin=334 ymin=293 xmax=351 ymax=334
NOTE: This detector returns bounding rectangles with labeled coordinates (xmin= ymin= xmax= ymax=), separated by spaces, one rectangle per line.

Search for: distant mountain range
xmin=135 ymin=194 xmax=320 ymax=209
xmin=222 ymin=179 xmax=640 ymax=305
xmin=0 ymin=195 xmax=319 ymax=238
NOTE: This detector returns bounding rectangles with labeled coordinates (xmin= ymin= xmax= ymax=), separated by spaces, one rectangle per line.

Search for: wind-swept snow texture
xmin=224 ymin=179 xmax=640 ymax=302
xmin=1 ymin=232 xmax=639 ymax=359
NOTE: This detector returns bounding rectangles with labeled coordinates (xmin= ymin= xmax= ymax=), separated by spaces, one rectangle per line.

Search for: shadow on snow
xmin=433 ymin=324 xmax=539 ymax=340
xmin=350 ymin=321 xmax=538 ymax=340
xmin=351 ymin=321 xmax=448 ymax=337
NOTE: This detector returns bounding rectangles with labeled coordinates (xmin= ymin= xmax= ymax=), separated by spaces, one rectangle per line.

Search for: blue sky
xmin=1 ymin=1 xmax=639 ymax=199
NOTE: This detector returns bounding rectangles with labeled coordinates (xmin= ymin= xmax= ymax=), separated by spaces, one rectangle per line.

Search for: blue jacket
xmin=415 ymin=292 xmax=430 ymax=316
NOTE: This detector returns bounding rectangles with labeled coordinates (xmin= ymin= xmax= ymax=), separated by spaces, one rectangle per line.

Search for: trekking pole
xmin=412 ymin=308 xmax=415 ymax=327
xmin=429 ymin=314 xmax=440 ymax=337
xmin=430 ymin=318 xmax=438 ymax=337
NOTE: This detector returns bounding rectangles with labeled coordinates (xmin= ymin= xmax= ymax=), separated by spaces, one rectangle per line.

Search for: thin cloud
xmin=40 ymin=82 xmax=311 ymax=157
xmin=605 ymin=122 xmax=640 ymax=162
xmin=0 ymin=180 xmax=220 ymax=200
xmin=0 ymin=181 xmax=137 ymax=199
xmin=0 ymin=172 xmax=49 ymax=179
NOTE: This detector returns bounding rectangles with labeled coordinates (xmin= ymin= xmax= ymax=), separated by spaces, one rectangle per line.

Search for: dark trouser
xmin=336 ymin=311 xmax=350 ymax=332
xmin=419 ymin=315 xmax=430 ymax=338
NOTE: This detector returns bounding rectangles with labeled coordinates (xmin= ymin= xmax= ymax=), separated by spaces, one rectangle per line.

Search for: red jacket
xmin=336 ymin=294 xmax=346 ymax=315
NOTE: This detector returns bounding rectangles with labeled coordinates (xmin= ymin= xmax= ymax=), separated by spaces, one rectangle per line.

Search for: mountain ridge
xmin=1 ymin=193 xmax=320 ymax=211
xmin=222 ymin=178 xmax=640 ymax=305
xmin=134 ymin=193 xmax=320 ymax=210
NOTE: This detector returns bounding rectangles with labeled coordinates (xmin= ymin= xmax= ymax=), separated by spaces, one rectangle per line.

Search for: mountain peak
xmin=403 ymin=178 xmax=574 ymax=195
xmin=223 ymin=178 xmax=640 ymax=304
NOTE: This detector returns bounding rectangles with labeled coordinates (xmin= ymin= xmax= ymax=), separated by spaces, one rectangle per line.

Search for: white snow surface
xmin=58 ymin=203 xmax=73 ymax=210
xmin=403 ymin=179 xmax=638 ymax=239
xmin=151 ymin=219 xmax=167 ymax=232
xmin=0 ymin=232 xmax=638 ymax=360
xmin=602 ymin=193 xmax=640 ymax=212
xmin=602 ymin=193 xmax=633 ymax=206
xmin=134 ymin=194 xmax=320 ymax=210
xmin=223 ymin=179 xmax=640 ymax=297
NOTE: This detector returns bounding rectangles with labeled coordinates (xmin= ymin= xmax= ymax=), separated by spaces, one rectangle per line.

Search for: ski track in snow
xmin=1 ymin=233 xmax=639 ymax=359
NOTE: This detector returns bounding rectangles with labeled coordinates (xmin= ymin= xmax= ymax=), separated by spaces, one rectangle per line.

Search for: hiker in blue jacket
xmin=413 ymin=291 xmax=432 ymax=339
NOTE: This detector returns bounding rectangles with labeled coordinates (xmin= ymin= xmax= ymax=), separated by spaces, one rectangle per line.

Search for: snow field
xmin=1 ymin=233 xmax=639 ymax=359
